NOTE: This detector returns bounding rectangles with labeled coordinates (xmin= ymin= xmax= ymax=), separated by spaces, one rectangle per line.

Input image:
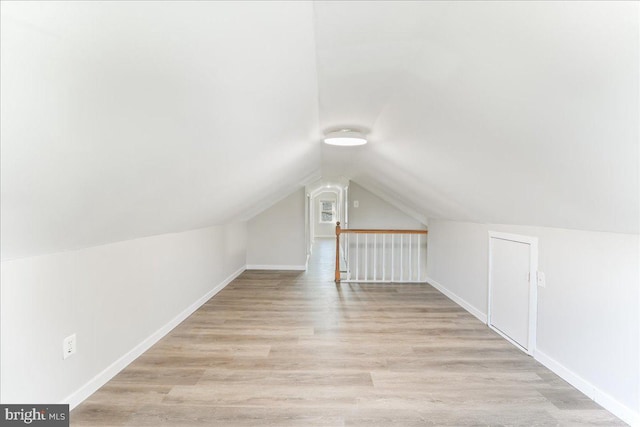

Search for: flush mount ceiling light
xmin=323 ymin=129 xmax=367 ymax=146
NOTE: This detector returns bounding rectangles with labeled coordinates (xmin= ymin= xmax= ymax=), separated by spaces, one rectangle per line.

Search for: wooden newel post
xmin=335 ymin=221 xmax=341 ymax=283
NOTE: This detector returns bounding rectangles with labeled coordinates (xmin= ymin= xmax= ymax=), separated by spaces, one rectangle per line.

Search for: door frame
xmin=487 ymin=231 xmax=538 ymax=355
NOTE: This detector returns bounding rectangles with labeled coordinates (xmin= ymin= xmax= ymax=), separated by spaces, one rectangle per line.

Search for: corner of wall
xmin=426 ymin=276 xmax=487 ymax=323
xmin=246 ymin=188 xmax=306 ymax=268
xmin=64 ymin=264 xmax=246 ymax=409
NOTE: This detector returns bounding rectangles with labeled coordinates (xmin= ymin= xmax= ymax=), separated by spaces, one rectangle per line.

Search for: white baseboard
xmin=63 ymin=265 xmax=246 ymax=410
xmin=426 ymin=276 xmax=487 ymax=323
xmin=246 ymin=264 xmax=306 ymax=271
xmin=535 ymin=350 xmax=639 ymax=427
xmin=425 ymin=276 xmax=638 ymax=427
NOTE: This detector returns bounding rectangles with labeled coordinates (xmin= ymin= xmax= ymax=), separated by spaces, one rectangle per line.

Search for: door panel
xmin=490 ymin=238 xmax=530 ymax=350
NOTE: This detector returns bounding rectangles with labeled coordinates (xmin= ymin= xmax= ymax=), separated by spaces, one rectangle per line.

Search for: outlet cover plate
xmin=63 ymin=334 xmax=76 ymax=359
xmin=537 ymin=271 xmax=546 ymax=288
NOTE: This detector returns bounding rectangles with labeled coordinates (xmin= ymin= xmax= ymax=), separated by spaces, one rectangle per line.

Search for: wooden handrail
xmin=338 ymin=229 xmax=427 ymax=235
xmin=335 ymin=222 xmax=428 ymax=283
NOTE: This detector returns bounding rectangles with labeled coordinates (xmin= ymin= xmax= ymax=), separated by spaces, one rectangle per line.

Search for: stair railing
xmin=335 ymin=222 xmax=428 ymax=283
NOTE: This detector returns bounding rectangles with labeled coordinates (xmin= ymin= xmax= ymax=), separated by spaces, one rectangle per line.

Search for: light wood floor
xmin=71 ymin=239 xmax=624 ymax=426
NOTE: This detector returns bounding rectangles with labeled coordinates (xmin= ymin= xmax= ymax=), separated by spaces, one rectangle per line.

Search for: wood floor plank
xmin=124 ymin=405 xmax=346 ymax=427
xmin=70 ymin=239 xmax=625 ymax=426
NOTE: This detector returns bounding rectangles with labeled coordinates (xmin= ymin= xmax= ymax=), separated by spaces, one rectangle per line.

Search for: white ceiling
xmin=318 ymin=1 xmax=639 ymax=232
xmin=1 ymin=1 xmax=321 ymax=259
xmin=1 ymin=1 xmax=638 ymax=260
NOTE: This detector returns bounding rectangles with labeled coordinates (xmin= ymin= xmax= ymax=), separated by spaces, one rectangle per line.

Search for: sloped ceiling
xmin=318 ymin=1 xmax=639 ymax=234
xmin=1 ymin=1 xmax=321 ymax=259
xmin=1 ymin=1 xmax=637 ymax=260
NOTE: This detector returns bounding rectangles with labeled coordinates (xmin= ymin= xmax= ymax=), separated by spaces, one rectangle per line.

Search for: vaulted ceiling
xmin=1 ymin=1 xmax=638 ymax=260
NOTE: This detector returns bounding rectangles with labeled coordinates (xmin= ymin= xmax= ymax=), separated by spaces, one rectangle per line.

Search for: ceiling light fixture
xmin=323 ymin=129 xmax=367 ymax=146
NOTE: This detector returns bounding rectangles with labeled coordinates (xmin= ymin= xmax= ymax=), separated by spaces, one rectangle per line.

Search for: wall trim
xmin=425 ymin=275 xmax=638 ymax=426
xmin=426 ymin=276 xmax=487 ymax=323
xmin=535 ymin=350 xmax=639 ymax=426
xmin=246 ymin=264 xmax=306 ymax=271
xmin=62 ymin=264 xmax=246 ymax=410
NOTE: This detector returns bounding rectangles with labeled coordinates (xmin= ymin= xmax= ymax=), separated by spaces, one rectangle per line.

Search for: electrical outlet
xmin=63 ymin=334 xmax=76 ymax=359
xmin=537 ymin=271 xmax=546 ymax=288
xmin=353 ymin=200 xmax=359 ymax=208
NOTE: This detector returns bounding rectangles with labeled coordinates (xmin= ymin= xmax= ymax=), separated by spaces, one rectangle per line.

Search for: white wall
xmin=1 ymin=2 xmax=321 ymax=261
xmin=247 ymin=188 xmax=306 ymax=269
xmin=0 ymin=221 xmax=247 ymax=407
xmin=313 ymin=191 xmax=338 ymax=237
xmin=426 ymin=218 xmax=639 ymax=424
xmin=349 ymin=182 xmax=426 ymax=230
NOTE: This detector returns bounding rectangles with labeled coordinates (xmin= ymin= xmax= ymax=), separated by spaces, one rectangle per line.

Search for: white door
xmin=489 ymin=236 xmax=534 ymax=351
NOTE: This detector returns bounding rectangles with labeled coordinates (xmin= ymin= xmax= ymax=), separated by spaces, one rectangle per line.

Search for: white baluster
xmin=391 ymin=234 xmax=395 ymax=282
xmin=382 ymin=234 xmax=386 ymax=281
xmin=373 ymin=234 xmax=377 ymax=281
xmin=409 ymin=234 xmax=413 ymax=282
xmin=356 ymin=234 xmax=359 ymax=281
xmin=417 ymin=234 xmax=421 ymax=282
xmin=364 ymin=234 xmax=368 ymax=281
xmin=400 ymin=235 xmax=404 ymax=282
